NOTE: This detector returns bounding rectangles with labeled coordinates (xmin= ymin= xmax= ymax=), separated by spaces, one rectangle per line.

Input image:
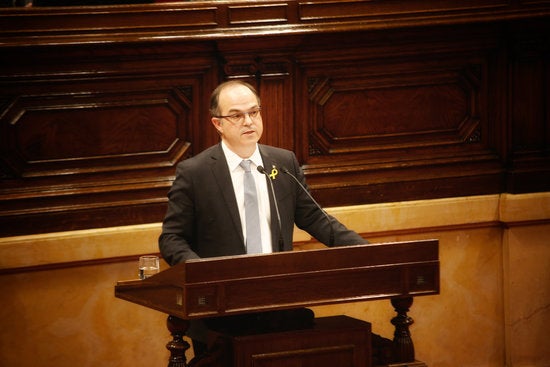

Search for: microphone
xmin=281 ymin=166 xmax=334 ymax=247
xmin=257 ymin=165 xmax=284 ymax=251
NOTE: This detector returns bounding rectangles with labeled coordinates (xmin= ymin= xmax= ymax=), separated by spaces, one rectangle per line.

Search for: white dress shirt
xmin=221 ymin=141 xmax=273 ymax=254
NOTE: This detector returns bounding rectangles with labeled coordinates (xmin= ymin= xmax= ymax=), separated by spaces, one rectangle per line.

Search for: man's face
xmin=211 ymin=84 xmax=263 ymax=156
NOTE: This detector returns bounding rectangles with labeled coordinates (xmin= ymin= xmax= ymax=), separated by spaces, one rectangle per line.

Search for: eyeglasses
xmin=215 ymin=107 xmax=261 ymax=125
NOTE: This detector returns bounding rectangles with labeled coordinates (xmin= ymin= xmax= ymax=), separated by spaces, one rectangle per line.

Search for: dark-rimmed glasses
xmin=215 ymin=107 xmax=261 ymax=125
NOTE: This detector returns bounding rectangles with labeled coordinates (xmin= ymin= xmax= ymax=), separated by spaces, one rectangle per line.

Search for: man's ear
xmin=211 ymin=117 xmax=223 ymax=134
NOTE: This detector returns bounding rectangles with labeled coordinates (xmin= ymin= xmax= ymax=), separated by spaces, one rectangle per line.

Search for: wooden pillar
xmin=166 ymin=316 xmax=190 ymax=367
xmin=389 ymin=297 xmax=427 ymax=367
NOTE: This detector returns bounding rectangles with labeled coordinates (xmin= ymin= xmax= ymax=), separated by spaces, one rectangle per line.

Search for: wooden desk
xmin=115 ymin=240 xmax=439 ymax=366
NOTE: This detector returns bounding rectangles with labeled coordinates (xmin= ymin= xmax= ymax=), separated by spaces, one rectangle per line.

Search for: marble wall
xmin=0 ymin=193 xmax=548 ymax=366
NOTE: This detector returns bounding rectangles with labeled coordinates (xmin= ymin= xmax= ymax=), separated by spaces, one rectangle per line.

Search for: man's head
xmin=210 ymin=81 xmax=263 ymax=158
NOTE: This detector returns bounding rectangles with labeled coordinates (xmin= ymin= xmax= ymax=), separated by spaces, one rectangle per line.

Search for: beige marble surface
xmin=504 ymin=225 xmax=550 ymax=366
xmin=0 ymin=194 xmax=503 ymax=269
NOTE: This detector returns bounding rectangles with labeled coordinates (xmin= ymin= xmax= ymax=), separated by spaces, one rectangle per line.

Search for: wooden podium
xmin=115 ymin=240 xmax=439 ymax=366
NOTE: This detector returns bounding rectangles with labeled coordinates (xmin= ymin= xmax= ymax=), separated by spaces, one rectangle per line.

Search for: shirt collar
xmin=221 ymin=141 xmax=263 ymax=172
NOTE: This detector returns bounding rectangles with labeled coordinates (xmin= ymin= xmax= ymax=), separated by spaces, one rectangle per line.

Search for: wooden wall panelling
xmin=294 ymin=25 xmax=507 ymax=206
xmin=216 ymin=36 xmax=301 ymax=152
xmin=0 ymin=42 xmax=218 ymax=236
xmin=507 ymin=20 xmax=550 ymax=193
xmin=1 ymin=2 xmax=550 ymax=237
xmin=296 ymin=0 xmax=510 ymax=23
xmin=4 ymin=0 xmax=550 ymax=47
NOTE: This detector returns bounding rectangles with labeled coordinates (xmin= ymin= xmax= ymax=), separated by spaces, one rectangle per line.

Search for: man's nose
xmin=243 ymin=113 xmax=254 ymax=125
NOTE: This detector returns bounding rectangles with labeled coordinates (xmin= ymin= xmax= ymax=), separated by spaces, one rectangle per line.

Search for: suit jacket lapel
xmin=208 ymin=144 xmax=245 ymax=247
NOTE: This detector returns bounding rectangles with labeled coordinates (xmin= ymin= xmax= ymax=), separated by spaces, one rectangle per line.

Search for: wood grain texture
xmin=0 ymin=3 xmax=549 ymax=236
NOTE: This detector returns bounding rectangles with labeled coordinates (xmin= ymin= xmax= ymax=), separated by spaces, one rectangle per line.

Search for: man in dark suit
xmin=159 ymin=80 xmax=367 ymax=355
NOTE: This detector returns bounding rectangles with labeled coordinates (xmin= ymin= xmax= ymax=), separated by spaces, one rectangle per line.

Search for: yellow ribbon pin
xmin=269 ymin=167 xmax=278 ymax=180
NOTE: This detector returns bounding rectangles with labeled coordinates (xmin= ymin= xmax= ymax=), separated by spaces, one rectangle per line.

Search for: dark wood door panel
xmin=1 ymin=88 xmax=189 ymax=177
xmin=293 ymin=26 xmax=508 ymax=205
xmin=0 ymin=83 xmax=193 ymax=236
xmin=0 ymin=43 xmax=218 ymax=236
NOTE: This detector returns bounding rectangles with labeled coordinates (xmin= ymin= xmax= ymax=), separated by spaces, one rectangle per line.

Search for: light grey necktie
xmin=240 ymin=160 xmax=262 ymax=254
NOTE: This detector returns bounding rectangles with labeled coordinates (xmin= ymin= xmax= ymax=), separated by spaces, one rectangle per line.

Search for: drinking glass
xmin=138 ymin=255 xmax=159 ymax=279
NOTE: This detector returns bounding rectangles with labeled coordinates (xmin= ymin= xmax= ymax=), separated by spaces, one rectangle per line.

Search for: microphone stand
xmin=257 ymin=165 xmax=285 ymax=252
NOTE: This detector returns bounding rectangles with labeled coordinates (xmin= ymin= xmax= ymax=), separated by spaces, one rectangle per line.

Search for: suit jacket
xmin=159 ymin=143 xmax=366 ymax=266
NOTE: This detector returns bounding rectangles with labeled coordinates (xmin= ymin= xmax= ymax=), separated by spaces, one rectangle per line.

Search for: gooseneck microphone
xmin=257 ymin=165 xmax=284 ymax=252
xmin=281 ymin=166 xmax=335 ymax=247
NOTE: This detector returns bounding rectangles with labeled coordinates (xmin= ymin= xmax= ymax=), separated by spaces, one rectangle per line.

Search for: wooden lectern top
xmin=115 ymin=240 xmax=439 ymax=320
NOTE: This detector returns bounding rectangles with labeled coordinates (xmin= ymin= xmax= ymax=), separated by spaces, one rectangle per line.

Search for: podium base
xmin=195 ymin=315 xmax=372 ymax=367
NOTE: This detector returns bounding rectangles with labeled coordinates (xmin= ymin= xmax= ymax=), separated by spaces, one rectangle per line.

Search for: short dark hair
xmin=209 ymin=80 xmax=261 ymax=117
